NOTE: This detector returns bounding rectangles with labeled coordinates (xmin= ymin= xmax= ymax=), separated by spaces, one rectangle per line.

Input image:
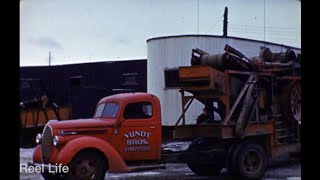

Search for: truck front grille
xmin=41 ymin=124 xmax=53 ymax=163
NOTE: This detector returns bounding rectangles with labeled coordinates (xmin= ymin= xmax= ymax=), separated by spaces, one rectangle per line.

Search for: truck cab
xmin=100 ymin=92 xmax=162 ymax=161
xmin=31 ymin=92 xmax=162 ymax=180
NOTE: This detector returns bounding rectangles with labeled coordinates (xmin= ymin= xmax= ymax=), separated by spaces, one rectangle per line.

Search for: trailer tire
xmin=65 ymin=151 xmax=107 ymax=180
xmin=188 ymin=163 xmax=222 ymax=176
xmin=233 ymin=143 xmax=267 ymax=180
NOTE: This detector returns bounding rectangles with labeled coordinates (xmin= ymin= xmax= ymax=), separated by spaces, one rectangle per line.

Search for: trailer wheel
xmin=65 ymin=151 xmax=107 ymax=180
xmin=188 ymin=163 xmax=222 ymax=176
xmin=233 ymin=143 xmax=267 ymax=180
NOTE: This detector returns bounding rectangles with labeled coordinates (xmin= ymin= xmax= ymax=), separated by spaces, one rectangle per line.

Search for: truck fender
xmin=56 ymin=136 xmax=130 ymax=173
xmin=32 ymin=144 xmax=42 ymax=163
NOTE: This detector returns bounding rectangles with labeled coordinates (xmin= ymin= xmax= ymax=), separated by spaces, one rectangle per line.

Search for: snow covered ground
xmin=20 ymin=147 xmax=301 ymax=180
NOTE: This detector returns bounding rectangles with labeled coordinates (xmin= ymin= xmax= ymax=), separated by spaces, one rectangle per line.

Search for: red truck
xmin=29 ymin=45 xmax=301 ymax=180
xmin=31 ymin=93 xmax=164 ymax=179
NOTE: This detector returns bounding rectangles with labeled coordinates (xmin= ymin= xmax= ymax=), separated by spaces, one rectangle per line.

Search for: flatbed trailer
xmin=162 ymin=46 xmax=300 ymax=179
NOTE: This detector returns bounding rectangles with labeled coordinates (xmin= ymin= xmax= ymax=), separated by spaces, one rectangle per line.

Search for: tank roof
xmin=146 ymin=34 xmax=300 ymax=51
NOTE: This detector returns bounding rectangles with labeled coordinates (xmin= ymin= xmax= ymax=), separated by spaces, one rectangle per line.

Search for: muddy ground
xmin=20 ymin=148 xmax=301 ymax=180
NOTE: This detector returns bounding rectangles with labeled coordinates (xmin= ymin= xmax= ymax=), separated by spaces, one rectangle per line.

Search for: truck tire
xmin=187 ymin=137 xmax=223 ymax=176
xmin=65 ymin=151 xmax=107 ymax=180
xmin=232 ymin=143 xmax=267 ymax=180
xmin=228 ymin=141 xmax=249 ymax=177
xmin=187 ymin=163 xmax=222 ymax=176
xmin=226 ymin=141 xmax=242 ymax=176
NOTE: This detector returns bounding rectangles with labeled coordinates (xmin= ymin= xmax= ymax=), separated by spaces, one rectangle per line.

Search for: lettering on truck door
xmin=113 ymin=101 xmax=160 ymax=161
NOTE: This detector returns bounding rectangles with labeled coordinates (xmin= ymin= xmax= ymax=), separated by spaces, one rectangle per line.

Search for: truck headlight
xmin=53 ymin=136 xmax=59 ymax=146
xmin=36 ymin=134 xmax=42 ymax=144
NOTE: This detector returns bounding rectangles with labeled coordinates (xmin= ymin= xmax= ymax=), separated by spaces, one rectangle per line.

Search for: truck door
xmin=113 ymin=100 xmax=161 ymax=161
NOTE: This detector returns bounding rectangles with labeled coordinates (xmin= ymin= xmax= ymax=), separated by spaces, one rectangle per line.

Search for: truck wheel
xmin=233 ymin=143 xmax=267 ymax=180
xmin=65 ymin=151 xmax=107 ymax=180
xmin=226 ymin=141 xmax=242 ymax=176
xmin=228 ymin=141 xmax=249 ymax=177
xmin=187 ymin=137 xmax=223 ymax=176
xmin=187 ymin=163 xmax=222 ymax=176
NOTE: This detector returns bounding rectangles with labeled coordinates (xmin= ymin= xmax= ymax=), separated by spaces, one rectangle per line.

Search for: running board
xmin=129 ymin=164 xmax=166 ymax=172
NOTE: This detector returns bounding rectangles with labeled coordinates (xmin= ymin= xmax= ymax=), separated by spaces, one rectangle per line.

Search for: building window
xmin=21 ymin=80 xmax=31 ymax=89
xmin=69 ymin=76 xmax=83 ymax=87
xmin=122 ymin=73 xmax=138 ymax=85
xmin=20 ymin=79 xmax=44 ymax=90
xmin=123 ymin=102 xmax=152 ymax=119
xmin=164 ymin=68 xmax=180 ymax=88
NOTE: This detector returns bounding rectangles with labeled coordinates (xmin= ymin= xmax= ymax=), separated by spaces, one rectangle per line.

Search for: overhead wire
xmin=206 ymin=15 xmax=224 ymax=34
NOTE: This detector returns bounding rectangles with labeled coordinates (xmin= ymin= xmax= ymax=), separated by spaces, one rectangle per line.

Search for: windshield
xmin=94 ymin=102 xmax=119 ymax=118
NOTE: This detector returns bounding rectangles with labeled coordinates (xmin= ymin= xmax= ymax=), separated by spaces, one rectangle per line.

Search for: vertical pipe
xmin=181 ymin=90 xmax=185 ymax=125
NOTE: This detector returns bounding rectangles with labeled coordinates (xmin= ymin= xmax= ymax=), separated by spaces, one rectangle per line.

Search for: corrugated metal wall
xmin=147 ymin=35 xmax=301 ymax=126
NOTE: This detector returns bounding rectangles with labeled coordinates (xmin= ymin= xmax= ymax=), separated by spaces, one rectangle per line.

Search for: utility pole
xmin=264 ymin=0 xmax=266 ymax=41
xmin=49 ymin=51 xmax=51 ymax=66
xmin=48 ymin=51 xmax=51 ymax=92
xmin=223 ymin=6 xmax=228 ymax=37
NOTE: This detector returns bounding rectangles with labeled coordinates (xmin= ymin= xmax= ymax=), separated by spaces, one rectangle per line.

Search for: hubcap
xmin=71 ymin=159 xmax=96 ymax=180
xmin=242 ymin=150 xmax=262 ymax=174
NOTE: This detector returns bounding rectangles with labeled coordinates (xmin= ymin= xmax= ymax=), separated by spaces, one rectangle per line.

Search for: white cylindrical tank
xmin=147 ymin=35 xmax=300 ymax=126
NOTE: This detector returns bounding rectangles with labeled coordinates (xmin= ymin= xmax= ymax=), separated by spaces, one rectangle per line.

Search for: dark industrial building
xmin=20 ymin=59 xmax=147 ymax=119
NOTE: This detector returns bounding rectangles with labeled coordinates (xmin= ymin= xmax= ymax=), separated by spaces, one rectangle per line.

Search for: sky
xmin=20 ymin=0 xmax=301 ymax=66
